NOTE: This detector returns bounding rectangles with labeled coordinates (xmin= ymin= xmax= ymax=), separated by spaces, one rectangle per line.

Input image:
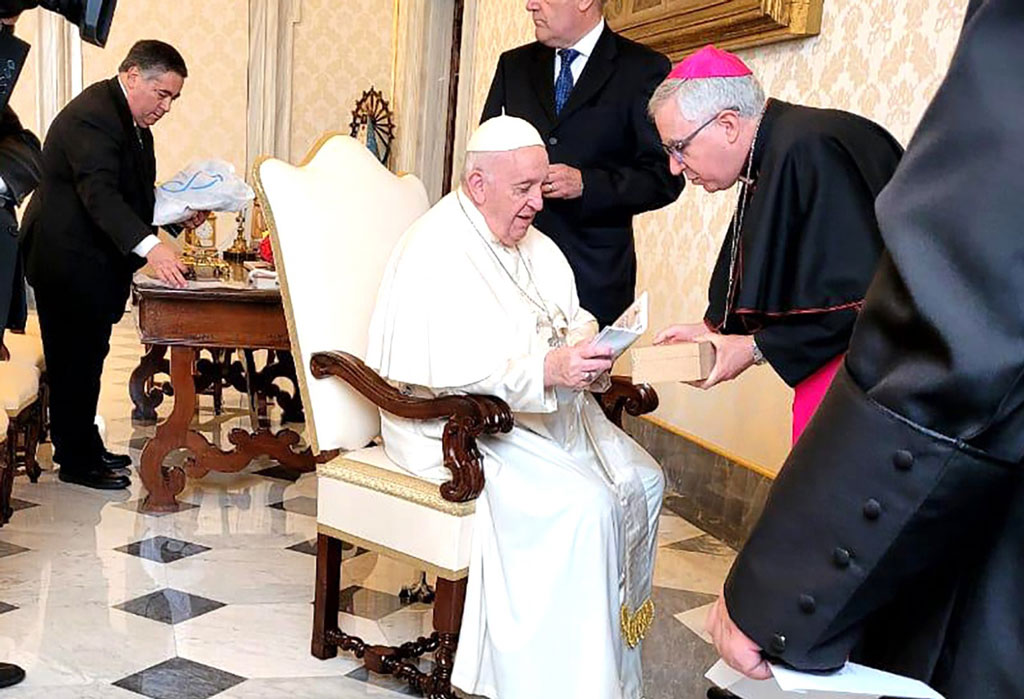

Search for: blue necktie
xmin=554 ymin=48 xmax=580 ymax=115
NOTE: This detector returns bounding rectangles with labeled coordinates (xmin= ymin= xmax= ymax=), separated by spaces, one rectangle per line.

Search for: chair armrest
xmin=310 ymin=350 xmax=514 ymax=502
xmin=596 ymin=375 xmax=659 ymax=428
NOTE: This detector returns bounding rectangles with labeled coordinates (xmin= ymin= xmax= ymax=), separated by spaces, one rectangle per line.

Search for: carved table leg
xmin=130 ymin=344 xmax=170 ymax=423
xmin=243 ymin=350 xmax=270 ymax=431
xmin=139 ymin=346 xmax=195 ymax=512
xmin=140 ymin=347 xmax=322 ymax=514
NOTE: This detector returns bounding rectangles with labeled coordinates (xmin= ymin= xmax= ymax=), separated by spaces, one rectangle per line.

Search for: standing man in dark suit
xmin=21 ymin=40 xmax=199 ymax=491
xmin=481 ymin=0 xmax=683 ymax=326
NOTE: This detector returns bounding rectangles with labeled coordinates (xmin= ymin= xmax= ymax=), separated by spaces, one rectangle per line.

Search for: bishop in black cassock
xmin=695 ymin=4 xmax=1024 ymax=696
xmin=649 ymin=46 xmax=902 ymax=442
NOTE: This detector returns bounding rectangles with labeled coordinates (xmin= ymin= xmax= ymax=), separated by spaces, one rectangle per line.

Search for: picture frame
xmin=605 ymin=0 xmax=824 ymax=61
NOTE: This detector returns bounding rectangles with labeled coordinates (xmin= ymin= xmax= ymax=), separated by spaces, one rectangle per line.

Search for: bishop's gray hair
xmin=648 ymin=75 xmax=765 ymax=123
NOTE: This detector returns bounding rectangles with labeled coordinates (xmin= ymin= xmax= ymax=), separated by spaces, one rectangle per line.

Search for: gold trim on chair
xmin=319 ymin=453 xmax=476 ymax=518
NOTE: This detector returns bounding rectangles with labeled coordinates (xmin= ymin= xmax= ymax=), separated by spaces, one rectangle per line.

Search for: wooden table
xmin=133 ymin=283 xmax=331 ymax=513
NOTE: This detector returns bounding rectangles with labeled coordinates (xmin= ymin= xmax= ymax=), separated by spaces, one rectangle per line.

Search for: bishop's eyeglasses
xmin=661 ymin=106 xmax=739 ymax=164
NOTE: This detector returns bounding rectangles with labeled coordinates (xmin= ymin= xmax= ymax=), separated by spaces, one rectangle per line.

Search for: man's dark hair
xmin=118 ymin=40 xmax=188 ymax=78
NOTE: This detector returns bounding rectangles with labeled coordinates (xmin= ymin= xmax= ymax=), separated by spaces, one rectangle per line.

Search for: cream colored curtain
xmin=247 ymin=0 xmax=301 ymax=177
xmin=34 ymin=11 xmax=80 ymax=138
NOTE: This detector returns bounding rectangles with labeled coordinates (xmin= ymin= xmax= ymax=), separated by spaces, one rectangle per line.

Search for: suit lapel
xmin=107 ymin=78 xmax=151 ymax=185
xmin=528 ymin=44 xmax=557 ymax=128
xmin=556 ymin=26 xmax=618 ymax=126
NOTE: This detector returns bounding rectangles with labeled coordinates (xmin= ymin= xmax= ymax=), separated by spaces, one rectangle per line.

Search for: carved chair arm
xmin=596 ymin=375 xmax=659 ymax=429
xmin=310 ymin=350 xmax=514 ymax=503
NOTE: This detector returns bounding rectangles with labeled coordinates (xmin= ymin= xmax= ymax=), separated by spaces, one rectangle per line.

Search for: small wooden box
xmin=629 ymin=342 xmax=715 ymax=384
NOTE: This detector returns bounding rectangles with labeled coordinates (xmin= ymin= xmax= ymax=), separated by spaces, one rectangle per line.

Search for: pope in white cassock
xmin=366 ymin=116 xmax=664 ymax=699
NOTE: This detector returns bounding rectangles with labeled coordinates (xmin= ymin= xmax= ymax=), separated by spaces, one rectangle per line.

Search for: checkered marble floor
xmin=0 ymin=317 xmax=729 ymax=698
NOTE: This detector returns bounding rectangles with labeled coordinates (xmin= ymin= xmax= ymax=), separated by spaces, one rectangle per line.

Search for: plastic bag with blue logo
xmin=152 ymin=159 xmax=255 ymax=226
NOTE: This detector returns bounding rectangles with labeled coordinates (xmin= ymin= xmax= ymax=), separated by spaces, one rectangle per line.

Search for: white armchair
xmin=255 ymin=134 xmax=513 ymax=697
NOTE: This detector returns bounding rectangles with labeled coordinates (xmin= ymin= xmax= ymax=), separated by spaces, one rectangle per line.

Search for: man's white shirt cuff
xmin=132 ymin=234 xmax=161 ymax=258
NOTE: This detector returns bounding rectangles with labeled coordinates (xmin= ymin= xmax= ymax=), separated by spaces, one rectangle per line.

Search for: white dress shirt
xmin=117 ymin=76 xmax=161 ymax=259
xmin=552 ymin=18 xmax=605 ymax=85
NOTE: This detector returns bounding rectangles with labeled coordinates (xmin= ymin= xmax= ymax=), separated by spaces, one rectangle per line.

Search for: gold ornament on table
xmin=180 ymin=212 xmax=231 ymax=280
xmin=224 ymin=209 xmax=257 ymax=264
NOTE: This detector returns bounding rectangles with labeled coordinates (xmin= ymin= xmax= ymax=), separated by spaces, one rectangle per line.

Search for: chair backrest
xmin=255 ymin=134 xmax=429 ymax=452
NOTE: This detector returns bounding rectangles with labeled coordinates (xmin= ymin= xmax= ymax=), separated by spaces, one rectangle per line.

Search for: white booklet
xmin=591 ymin=291 xmax=648 ymax=360
xmin=706 ymin=659 xmax=944 ymax=699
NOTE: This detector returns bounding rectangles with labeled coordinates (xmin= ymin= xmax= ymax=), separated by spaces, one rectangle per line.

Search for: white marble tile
xmin=652 ymin=548 xmax=735 ymax=596
xmin=164 ymin=546 xmax=314 ymax=605
xmin=342 ymin=552 xmax=433 ymax=597
xmin=0 ymin=683 xmax=141 ymax=698
xmin=657 ymin=513 xmax=704 ymax=547
xmin=219 ymin=676 xmax=411 ymax=698
xmin=0 ymin=602 xmax=176 ymax=686
xmin=174 ymin=603 xmax=361 ymax=679
xmin=171 ymin=498 xmax=316 ymax=550
xmin=377 ymin=604 xmax=434 ymax=647
xmin=0 ymin=499 xmax=177 ymax=554
xmin=674 ymin=602 xmax=715 ymax=644
xmin=0 ymin=548 xmax=167 ymax=609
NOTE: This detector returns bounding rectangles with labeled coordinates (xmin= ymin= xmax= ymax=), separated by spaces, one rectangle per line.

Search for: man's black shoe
xmin=0 ymin=662 xmax=25 ymax=688
xmin=101 ymin=450 xmax=132 ymax=469
xmin=58 ymin=467 xmax=130 ymax=490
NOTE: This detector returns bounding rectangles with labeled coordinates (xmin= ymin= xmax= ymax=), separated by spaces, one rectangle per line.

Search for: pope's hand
xmin=695 ymin=333 xmax=756 ymax=388
xmin=653 ymin=322 xmax=708 ymax=345
xmin=706 ymin=593 xmax=773 ymax=680
xmin=543 ymin=164 xmax=583 ymax=199
xmin=544 ymin=342 xmax=613 ymax=390
xmin=147 ymin=242 xmax=188 ymax=289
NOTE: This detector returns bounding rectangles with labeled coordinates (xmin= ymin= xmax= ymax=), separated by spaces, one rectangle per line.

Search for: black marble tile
xmin=268 ymin=495 xmax=317 ymax=517
xmin=253 ymin=464 xmax=304 ymax=483
xmin=642 ymin=586 xmax=720 ymax=699
xmin=286 ymin=539 xmax=368 ymax=561
xmin=340 ymin=585 xmax=408 ymax=621
xmin=663 ymin=533 xmax=734 ymax=557
xmin=0 ymin=601 xmax=17 ymax=615
xmin=0 ymin=540 xmax=29 ymax=559
xmin=345 ymin=659 xmax=433 ymax=695
xmin=114 ymin=500 xmax=199 ymax=517
xmin=9 ymin=498 xmax=38 ymax=512
xmin=113 ymin=656 xmax=245 ymax=699
xmin=115 ymin=536 xmax=211 ymax=564
xmin=113 ymin=588 xmax=225 ymax=625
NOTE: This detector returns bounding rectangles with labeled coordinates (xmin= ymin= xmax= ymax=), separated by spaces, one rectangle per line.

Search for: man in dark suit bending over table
xmin=21 ymin=40 xmax=203 ymax=490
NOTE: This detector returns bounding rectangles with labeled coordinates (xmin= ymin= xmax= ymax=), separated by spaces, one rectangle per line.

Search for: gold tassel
xmin=620 ymin=598 xmax=655 ymax=648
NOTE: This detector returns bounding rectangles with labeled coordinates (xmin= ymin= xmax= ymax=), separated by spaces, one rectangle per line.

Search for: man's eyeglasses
xmin=661 ymin=107 xmax=738 ymax=164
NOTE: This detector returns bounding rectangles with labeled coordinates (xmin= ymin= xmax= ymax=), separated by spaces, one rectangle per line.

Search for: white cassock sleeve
xmin=455 ymin=350 xmax=557 ymax=415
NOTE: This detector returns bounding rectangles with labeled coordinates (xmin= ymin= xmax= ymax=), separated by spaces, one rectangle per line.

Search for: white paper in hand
xmin=591 ymin=291 xmax=648 ymax=359
xmin=706 ymin=659 xmax=945 ymax=699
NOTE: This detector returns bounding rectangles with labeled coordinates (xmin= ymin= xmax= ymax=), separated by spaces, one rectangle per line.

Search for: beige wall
xmin=467 ymin=0 xmax=972 ymax=473
xmin=290 ymin=0 xmax=396 ymax=161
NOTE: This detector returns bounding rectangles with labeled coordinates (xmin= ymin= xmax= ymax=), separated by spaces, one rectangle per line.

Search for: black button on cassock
xmin=893 ymin=450 xmax=914 ymax=471
xmin=863 ymin=498 xmax=882 ymax=520
xmin=770 ymin=633 xmax=787 ymax=654
xmin=799 ymin=594 xmax=816 ymax=614
xmin=833 ymin=547 xmax=852 ymax=569
xmin=548 ymin=136 xmax=559 ymax=146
